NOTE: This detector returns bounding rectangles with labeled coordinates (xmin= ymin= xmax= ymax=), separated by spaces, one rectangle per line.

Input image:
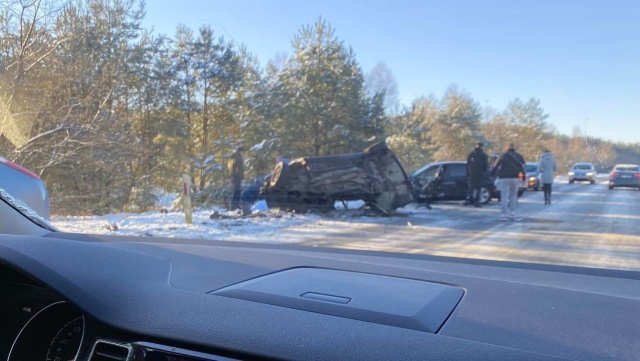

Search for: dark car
xmin=608 ymin=164 xmax=640 ymax=190
xmin=259 ymin=142 xmax=413 ymax=214
xmin=411 ymin=161 xmax=495 ymax=204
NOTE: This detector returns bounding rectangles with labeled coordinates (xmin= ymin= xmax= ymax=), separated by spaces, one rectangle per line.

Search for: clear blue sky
xmin=142 ymin=0 xmax=640 ymax=143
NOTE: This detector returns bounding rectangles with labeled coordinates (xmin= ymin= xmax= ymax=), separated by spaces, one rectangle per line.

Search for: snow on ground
xmin=51 ymin=200 xmax=439 ymax=244
xmin=51 ymin=208 xmax=324 ymax=242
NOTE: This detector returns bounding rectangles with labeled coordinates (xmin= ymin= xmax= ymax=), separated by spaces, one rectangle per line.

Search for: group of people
xmin=466 ymin=142 xmax=556 ymax=221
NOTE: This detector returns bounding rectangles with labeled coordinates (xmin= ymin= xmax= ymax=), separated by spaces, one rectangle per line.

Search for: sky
xmin=142 ymin=0 xmax=640 ymax=143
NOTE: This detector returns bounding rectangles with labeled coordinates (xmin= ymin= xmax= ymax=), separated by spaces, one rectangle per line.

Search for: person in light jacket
xmin=539 ymin=149 xmax=557 ymax=205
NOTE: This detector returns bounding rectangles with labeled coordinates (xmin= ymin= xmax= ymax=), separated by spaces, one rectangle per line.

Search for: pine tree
xmin=275 ymin=18 xmax=380 ymax=156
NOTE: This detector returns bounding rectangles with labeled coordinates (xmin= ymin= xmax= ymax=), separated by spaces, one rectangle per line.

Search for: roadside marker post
xmin=182 ymin=174 xmax=193 ymax=224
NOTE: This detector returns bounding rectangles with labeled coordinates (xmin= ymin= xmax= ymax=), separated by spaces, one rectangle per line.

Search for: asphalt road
xmin=280 ymin=178 xmax=640 ymax=271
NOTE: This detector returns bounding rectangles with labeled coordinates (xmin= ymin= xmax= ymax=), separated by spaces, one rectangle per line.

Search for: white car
xmin=568 ymin=162 xmax=597 ymax=184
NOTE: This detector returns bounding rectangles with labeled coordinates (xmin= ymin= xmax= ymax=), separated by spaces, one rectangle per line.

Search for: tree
xmin=0 ymin=0 xmax=69 ymax=152
xmin=503 ymin=97 xmax=551 ymax=160
xmin=429 ymin=86 xmax=482 ymax=161
xmin=274 ymin=18 xmax=381 ymax=156
xmin=366 ymin=61 xmax=399 ymax=114
xmin=190 ymin=25 xmax=242 ymax=189
xmin=385 ymin=97 xmax=436 ymax=172
xmin=482 ymin=107 xmax=513 ymax=155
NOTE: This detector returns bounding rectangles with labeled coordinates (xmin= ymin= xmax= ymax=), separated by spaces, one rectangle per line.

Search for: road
xmin=276 ymin=179 xmax=640 ymax=271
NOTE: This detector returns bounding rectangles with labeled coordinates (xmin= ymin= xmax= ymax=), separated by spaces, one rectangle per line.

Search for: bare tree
xmin=0 ymin=0 xmax=69 ymax=149
xmin=366 ymin=61 xmax=399 ymax=114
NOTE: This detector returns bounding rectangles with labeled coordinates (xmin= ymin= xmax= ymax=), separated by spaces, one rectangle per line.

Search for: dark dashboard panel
xmin=2 ymin=233 xmax=640 ymax=361
xmin=0 ymin=282 xmax=60 ymax=360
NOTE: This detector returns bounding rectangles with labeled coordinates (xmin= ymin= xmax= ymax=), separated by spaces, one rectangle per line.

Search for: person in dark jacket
xmin=465 ymin=142 xmax=489 ymax=207
xmin=227 ymin=146 xmax=245 ymax=211
xmin=492 ymin=143 xmax=526 ymax=220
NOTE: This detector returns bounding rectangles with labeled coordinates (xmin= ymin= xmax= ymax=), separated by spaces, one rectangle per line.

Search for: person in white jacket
xmin=539 ymin=150 xmax=557 ymax=205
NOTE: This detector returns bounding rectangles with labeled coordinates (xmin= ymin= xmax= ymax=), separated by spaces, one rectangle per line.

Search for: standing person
xmin=465 ymin=142 xmax=489 ymax=207
xmin=492 ymin=143 xmax=526 ymax=221
xmin=539 ymin=149 xmax=557 ymax=205
xmin=227 ymin=146 xmax=245 ymax=211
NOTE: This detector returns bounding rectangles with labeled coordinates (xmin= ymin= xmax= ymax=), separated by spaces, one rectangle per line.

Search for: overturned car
xmin=259 ymin=142 xmax=413 ymax=214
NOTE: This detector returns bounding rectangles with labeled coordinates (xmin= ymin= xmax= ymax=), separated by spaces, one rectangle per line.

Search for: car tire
xmin=609 ymin=186 xmax=614 ymax=190
xmin=269 ymin=161 xmax=290 ymax=189
xmin=569 ymin=180 xmax=574 ymax=184
xmin=590 ymin=180 xmax=595 ymax=185
xmin=479 ymin=187 xmax=491 ymax=204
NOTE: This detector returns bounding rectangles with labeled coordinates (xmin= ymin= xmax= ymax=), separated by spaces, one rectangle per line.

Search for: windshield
xmin=615 ymin=166 xmax=640 ymax=172
xmin=1 ymin=0 xmax=639 ymax=272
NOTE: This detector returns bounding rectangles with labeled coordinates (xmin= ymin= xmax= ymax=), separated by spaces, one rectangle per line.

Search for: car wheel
xmin=590 ymin=180 xmax=595 ymax=184
xmin=269 ymin=161 xmax=290 ymax=189
xmin=479 ymin=187 xmax=491 ymax=204
xmin=609 ymin=186 xmax=614 ymax=190
xmin=569 ymin=180 xmax=574 ymax=184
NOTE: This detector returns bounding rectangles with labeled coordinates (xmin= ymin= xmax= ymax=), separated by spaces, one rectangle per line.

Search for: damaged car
xmin=259 ymin=142 xmax=413 ymax=214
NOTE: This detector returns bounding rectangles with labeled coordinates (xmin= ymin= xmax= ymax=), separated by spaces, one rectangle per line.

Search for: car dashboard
xmin=1 ymin=232 xmax=640 ymax=361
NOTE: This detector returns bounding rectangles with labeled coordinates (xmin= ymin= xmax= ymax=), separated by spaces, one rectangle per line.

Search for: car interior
xmin=1 ymin=200 xmax=639 ymax=361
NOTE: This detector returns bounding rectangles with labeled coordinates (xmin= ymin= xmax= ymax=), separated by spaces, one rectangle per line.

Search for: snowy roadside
xmin=50 ymin=199 xmax=400 ymax=243
xmin=51 ymin=207 xmax=319 ymax=242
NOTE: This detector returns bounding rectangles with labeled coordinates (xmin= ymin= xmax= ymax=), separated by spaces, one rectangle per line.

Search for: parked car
xmin=525 ymin=162 xmax=541 ymax=191
xmin=259 ymin=142 xmax=413 ymax=214
xmin=608 ymin=164 xmax=640 ymax=190
xmin=568 ymin=162 xmax=597 ymax=184
xmin=411 ymin=161 xmax=495 ymax=204
xmin=0 ymin=157 xmax=50 ymax=220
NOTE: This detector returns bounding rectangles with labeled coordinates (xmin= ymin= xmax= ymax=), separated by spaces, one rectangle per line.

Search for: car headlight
xmin=529 ymin=176 xmax=536 ymax=181
xmin=568 ymin=172 xmax=575 ymax=176
xmin=586 ymin=172 xmax=594 ymax=176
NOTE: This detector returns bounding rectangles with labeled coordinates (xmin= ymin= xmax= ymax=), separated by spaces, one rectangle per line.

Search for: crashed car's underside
xmin=259 ymin=142 xmax=413 ymax=214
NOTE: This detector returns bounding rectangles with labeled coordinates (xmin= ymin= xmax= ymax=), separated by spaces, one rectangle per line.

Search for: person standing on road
xmin=539 ymin=149 xmax=557 ymax=205
xmin=492 ymin=143 xmax=526 ymax=221
xmin=227 ymin=146 xmax=245 ymax=211
xmin=466 ymin=142 xmax=489 ymax=207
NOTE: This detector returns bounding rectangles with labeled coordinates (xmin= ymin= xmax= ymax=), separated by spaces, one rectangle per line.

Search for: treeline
xmin=0 ymin=0 xmax=637 ymax=215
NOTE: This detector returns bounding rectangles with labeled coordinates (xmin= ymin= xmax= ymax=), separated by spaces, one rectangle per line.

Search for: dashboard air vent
xmin=89 ymin=340 xmax=132 ymax=361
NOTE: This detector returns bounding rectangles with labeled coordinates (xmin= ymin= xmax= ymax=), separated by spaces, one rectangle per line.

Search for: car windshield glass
xmin=1 ymin=0 xmax=639 ymax=272
xmin=615 ymin=166 xmax=640 ymax=172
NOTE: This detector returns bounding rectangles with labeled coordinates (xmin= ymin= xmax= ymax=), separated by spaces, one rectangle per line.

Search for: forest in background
xmin=1 ymin=0 xmax=637 ymax=215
